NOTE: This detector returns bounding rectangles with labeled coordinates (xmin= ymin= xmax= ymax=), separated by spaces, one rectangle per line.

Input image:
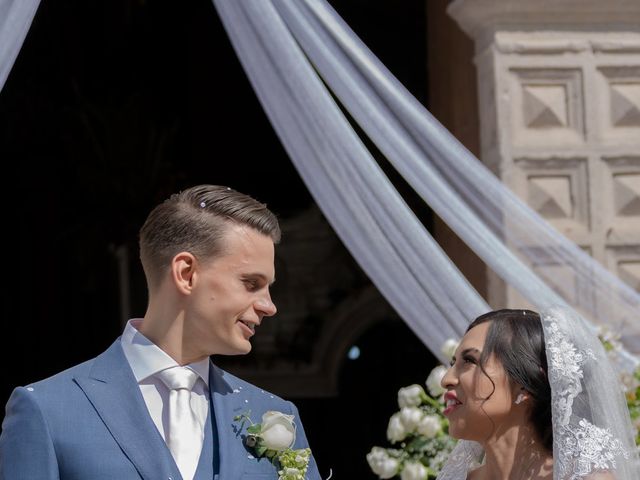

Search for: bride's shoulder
xmin=465 ymin=465 xmax=483 ymax=480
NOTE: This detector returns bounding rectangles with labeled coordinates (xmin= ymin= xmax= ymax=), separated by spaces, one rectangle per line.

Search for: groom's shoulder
xmin=11 ymin=339 xmax=124 ymax=404
xmin=212 ymin=364 xmax=290 ymax=406
xmin=6 ymin=355 xmax=100 ymax=413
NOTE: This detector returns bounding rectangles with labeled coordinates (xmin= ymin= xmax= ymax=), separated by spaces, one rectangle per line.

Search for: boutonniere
xmin=235 ymin=410 xmax=312 ymax=480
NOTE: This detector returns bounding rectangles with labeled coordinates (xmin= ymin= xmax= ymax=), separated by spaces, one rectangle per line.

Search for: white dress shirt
xmin=120 ymin=319 xmax=210 ymax=449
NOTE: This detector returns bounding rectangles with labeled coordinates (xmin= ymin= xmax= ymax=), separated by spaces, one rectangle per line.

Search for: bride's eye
xmin=463 ymin=354 xmax=477 ymax=365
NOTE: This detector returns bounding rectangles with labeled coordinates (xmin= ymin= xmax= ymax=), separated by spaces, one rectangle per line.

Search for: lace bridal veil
xmin=436 ymin=305 xmax=640 ymax=480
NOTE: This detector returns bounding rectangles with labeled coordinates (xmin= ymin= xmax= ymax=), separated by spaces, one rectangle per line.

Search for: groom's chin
xmin=210 ymin=338 xmax=253 ymax=356
xmin=229 ymin=340 xmax=253 ymax=356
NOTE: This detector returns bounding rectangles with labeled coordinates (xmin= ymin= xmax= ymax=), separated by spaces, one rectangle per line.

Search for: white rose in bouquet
xmin=416 ymin=414 xmax=442 ymax=438
xmin=260 ymin=411 xmax=296 ymax=451
xmin=387 ymin=412 xmax=408 ymax=443
xmin=425 ymin=365 xmax=447 ymax=398
xmin=399 ymin=406 xmax=424 ymax=432
xmin=398 ymin=384 xmax=425 ymax=408
xmin=367 ymin=447 xmax=400 ymax=479
xmin=440 ymin=339 xmax=459 ymax=360
xmin=400 ymin=461 xmax=429 ymax=480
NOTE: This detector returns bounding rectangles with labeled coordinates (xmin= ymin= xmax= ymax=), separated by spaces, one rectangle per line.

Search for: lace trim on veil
xmin=544 ymin=312 xmax=629 ymax=480
xmin=435 ymin=307 xmax=635 ymax=480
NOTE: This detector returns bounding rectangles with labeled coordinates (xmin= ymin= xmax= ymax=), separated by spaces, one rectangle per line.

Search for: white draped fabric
xmin=211 ymin=0 xmax=640 ymax=366
xmin=0 ymin=0 xmax=40 ymax=92
xmin=212 ymin=0 xmax=490 ymax=362
xmin=1 ymin=0 xmax=638 ymax=367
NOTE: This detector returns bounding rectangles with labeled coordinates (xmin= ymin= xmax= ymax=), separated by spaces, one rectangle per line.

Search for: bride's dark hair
xmin=468 ymin=309 xmax=553 ymax=451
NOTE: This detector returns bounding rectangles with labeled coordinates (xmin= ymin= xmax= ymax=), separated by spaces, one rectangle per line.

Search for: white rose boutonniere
xmin=235 ymin=410 xmax=311 ymax=480
xmin=260 ymin=411 xmax=297 ymax=451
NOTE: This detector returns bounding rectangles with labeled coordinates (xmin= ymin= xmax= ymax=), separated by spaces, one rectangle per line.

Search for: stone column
xmin=447 ymin=0 xmax=640 ymax=309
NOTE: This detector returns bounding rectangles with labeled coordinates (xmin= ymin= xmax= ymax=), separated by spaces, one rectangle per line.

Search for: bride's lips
xmin=443 ymin=391 xmax=462 ymax=416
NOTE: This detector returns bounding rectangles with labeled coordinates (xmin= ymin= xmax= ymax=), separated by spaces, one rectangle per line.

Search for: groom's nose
xmin=255 ymin=296 xmax=277 ymax=317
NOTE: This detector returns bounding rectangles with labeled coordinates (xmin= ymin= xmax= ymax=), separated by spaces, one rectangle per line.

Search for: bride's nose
xmin=441 ymin=365 xmax=457 ymax=389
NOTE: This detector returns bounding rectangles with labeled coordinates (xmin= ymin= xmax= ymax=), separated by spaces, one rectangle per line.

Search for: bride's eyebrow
xmin=452 ymin=347 xmax=480 ymax=361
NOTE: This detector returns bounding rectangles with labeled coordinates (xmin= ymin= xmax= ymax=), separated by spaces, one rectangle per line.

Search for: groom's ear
xmin=171 ymin=252 xmax=197 ymax=294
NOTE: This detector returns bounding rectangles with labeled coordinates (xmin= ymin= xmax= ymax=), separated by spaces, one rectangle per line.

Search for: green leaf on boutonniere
xmin=265 ymin=449 xmax=279 ymax=460
xmin=247 ymin=424 xmax=262 ymax=435
xmin=255 ymin=445 xmax=268 ymax=457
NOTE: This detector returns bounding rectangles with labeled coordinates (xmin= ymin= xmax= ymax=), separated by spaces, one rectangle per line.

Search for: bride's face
xmin=441 ymin=321 xmax=520 ymax=442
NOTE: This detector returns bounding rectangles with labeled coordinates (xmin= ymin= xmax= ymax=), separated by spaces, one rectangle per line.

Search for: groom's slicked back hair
xmin=139 ymin=184 xmax=281 ymax=288
xmin=468 ymin=309 xmax=552 ymax=451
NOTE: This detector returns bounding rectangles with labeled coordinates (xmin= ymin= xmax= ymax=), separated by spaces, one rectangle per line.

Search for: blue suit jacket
xmin=0 ymin=340 xmax=321 ymax=480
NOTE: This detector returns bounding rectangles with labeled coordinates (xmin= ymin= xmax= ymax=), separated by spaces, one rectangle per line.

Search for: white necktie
xmin=157 ymin=367 xmax=203 ymax=480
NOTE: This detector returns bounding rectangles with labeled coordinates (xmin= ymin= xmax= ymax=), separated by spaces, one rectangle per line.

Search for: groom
xmin=0 ymin=185 xmax=321 ymax=479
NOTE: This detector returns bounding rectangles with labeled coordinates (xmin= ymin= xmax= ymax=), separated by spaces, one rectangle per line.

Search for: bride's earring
xmin=514 ymin=393 xmax=525 ymax=405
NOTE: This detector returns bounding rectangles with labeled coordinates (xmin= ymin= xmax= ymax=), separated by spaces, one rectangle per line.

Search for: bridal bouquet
xmin=367 ymin=340 xmax=459 ymax=480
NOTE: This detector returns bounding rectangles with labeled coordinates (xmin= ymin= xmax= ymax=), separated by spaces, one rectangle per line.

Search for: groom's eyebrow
xmin=242 ymin=272 xmax=276 ymax=285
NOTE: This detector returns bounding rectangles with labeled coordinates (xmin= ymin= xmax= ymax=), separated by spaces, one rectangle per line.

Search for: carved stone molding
xmin=607 ymin=246 xmax=640 ymax=292
xmin=448 ymin=1 xmax=640 ymax=339
xmin=603 ymin=156 xmax=640 ymax=243
xmin=448 ymin=0 xmax=640 ymax=54
xmin=513 ymin=156 xmax=590 ymax=235
xmin=596 ymin=67 xmax=640 ymax=142
xmin=509 ymin=68 xmax=585 ymax=146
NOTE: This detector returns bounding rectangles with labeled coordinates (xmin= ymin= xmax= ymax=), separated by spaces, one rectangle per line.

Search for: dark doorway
xmin=295 ymin=318 xmax=439 ymax=478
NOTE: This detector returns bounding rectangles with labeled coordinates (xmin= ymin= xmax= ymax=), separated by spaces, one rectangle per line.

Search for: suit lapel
xmin=210 ymin=362 xmax=249 ymax=479
xmin=75 ymin=340 xmax=180 ymax=480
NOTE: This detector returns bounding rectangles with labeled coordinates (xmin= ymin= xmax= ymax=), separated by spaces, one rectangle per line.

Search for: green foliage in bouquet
xmin=627 ymin=369 xmax=640 ymax=447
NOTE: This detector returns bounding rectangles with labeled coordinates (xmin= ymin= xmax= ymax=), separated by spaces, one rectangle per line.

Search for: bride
xmin=436 ymin=307 xmax=639 ymax=480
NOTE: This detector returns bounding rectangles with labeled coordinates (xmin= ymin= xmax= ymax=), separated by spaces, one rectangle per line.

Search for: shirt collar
xmin=121 ymin=319 xmax=210 ymax=386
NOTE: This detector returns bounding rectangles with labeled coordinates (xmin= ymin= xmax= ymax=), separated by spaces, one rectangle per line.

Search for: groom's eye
xmin=242 ymin=279 xmax=259 ymax=291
